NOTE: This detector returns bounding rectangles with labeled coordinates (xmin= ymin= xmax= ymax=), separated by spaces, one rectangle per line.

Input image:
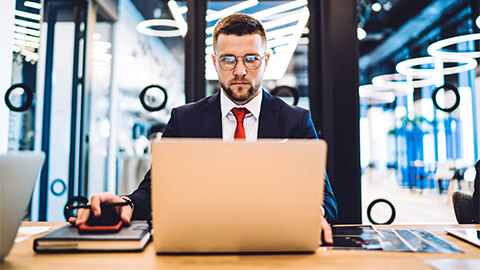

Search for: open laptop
xmin=0 ymin=151 xmax=45 ymax=260
xmin=150 ymin=139 xmax=327 ymax=253
xmin=445 ymin=228 xmax=480 ymax=248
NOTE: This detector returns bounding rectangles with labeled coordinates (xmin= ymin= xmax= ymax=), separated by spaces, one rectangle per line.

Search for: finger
xmin=119 ymin=206 xmax=132 ymax=224
xmin=75 ymin=208 xmax=91 ymax=225
xmin=90 ymin=196 xmax=103 ymax=216
xmin=68 ymin=217 xmax=77 ymax=224
xmin=321 ymin=218 xmax=333 ymax=244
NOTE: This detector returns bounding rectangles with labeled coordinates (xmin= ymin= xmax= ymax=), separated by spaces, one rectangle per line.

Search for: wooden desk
xmin=2 ymin=222 xmax=479 ymax=269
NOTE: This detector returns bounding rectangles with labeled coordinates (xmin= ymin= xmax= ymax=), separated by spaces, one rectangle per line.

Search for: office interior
xmin=0 ymin=0 xmax=479 ymax=225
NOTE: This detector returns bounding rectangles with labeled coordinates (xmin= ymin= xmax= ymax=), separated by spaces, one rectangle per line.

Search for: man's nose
xmin=233 ymin=58 xmax=247 ymax=77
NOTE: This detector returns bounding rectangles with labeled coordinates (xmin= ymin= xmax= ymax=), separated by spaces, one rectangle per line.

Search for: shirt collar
xmin=220 ymin=88 xmax=263 ymax=119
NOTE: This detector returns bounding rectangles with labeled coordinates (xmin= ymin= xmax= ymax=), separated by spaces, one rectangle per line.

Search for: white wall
xmin=0 ymin=0 xmax=15 ymax=154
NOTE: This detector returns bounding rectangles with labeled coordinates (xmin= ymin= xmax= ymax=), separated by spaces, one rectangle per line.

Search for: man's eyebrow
xmin=219 ymin=53 xmax=260 ymax=57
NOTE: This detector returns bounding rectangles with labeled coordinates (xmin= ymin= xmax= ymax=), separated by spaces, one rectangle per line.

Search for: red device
xmin=78 ymin=220 xmax=123 ymax=232
xmin=77 ymin=203 xmax=124 ymax=233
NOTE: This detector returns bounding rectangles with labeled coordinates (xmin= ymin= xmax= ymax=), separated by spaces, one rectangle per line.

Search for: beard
xmin=220 ymin=80 xmax=260 ymax=104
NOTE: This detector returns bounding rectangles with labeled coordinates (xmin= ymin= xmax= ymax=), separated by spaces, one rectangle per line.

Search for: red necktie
xmin=231 ymin=108 xmax=250 ymax=140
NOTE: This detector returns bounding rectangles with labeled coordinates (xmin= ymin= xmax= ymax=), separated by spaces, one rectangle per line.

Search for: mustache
xmin=229 ymin=79 xmax=251 ymax=84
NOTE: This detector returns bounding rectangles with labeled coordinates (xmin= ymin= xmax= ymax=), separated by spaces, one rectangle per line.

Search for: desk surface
xmin=2 ymin=222 xmax=480 ymax=270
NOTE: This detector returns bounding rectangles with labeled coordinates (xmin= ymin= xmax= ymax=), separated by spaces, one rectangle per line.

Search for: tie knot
xmin=231 ymin=107 xmax=250 ymax=122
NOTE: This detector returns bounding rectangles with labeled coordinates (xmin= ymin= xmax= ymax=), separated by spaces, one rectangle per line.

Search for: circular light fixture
xmin=431 ymin=83 xmax=460 ymax=113
xmin=372 ymin=73 xmax=434 ymax=91
xmin=359 ymin=84 xmax=395 ymax=104
xmin=139 ymin=84 xmax=168 ymax=112
xmin=371 ymin=2 xmax=382 ymax=12
xmin=136 ymin=19 xmax=183 ymax=37
xmin=367 ymin=198 xmax=396 ymax=225
xmin=270 ymin=85 xmax=300 ymax=106
xmin=4 ymin=83 xmax=34 ymax=112
xmin=476 ymin=15 xmax=480 ymax=29
xmin=357 ymin=27 xmax=367 ymax=40
xmin=396 ymin=56 xmax=477 ymax=77
xmin=427 ymin=33 xmax=480 ymax=58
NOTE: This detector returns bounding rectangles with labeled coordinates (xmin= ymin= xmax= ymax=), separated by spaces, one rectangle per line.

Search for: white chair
xmin=462 ymin=166 xmax=476 ymax=192
xmin=434 ymin=160 xmax=454 ymax=196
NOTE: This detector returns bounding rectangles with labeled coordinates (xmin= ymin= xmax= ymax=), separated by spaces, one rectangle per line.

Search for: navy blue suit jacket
xmin=128 ymin=90 xmax=338 ymax=223
xmin=473 ymin=160 xmax=480 ymax=223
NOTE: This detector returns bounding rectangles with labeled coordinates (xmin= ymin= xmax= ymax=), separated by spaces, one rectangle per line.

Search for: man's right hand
xmin=68 ymin=192 xmax=133 ymax=226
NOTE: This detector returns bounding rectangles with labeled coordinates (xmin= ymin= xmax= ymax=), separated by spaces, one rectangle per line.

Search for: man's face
xmin=212 ymin=34 xmax=270 ymax=105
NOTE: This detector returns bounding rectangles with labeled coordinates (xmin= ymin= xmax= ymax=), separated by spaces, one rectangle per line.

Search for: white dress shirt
xmin=220 ymin=88 xmax=263 ymax=142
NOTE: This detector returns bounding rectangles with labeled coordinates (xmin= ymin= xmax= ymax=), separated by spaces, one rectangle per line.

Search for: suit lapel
xmin=202 ymin=92 xmax=222 ymax=138
xmin=258 ymin=90 xmax=279 ymax=138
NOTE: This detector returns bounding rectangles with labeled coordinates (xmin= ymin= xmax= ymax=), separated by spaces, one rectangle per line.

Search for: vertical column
xmin=185 ymin=0 xmax=206 ymax=102
xmin=308 ymin=0 xmax=361 ymax=223
xmin=0 ymin=0 xmax=15 ymax=153
xmin=39 ymin=2 xmax=58 ymax=221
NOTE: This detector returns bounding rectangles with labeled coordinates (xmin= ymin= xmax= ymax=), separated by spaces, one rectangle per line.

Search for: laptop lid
xmin=151 ymin=139 xmax=326 ymax=253
xmin=0 ymin=151 xmax=45 ymax=260
xmin=445 ymin=228 xmax=480 ymax=248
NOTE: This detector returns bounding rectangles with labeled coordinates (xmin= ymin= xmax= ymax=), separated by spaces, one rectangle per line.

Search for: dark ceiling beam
xmin=184 ymin=0 xmax=206 ymax=102
xmin=359 ymin=0 xmax=463 ymax=71
xmin=470 ymin=0 xmax=480 ymax=33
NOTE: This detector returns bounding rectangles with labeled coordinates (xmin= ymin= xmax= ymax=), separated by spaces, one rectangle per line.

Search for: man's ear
xmin=264 ymin=51 xmax=271 ymax=70
xmin=211 ymin=53 xmax=218 ymax=72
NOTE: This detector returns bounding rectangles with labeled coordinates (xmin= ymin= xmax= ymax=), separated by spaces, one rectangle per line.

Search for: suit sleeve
xmin=301 ymin=110 xmax=338 ymax=224
xmin=125 ymin=109 xmax=179 ymax=220
xmin=473 ymin=160 xmax=480 ymax=223
xmin=126 ymin=169 xmax=152 ymax=220
xmin=299 ymin=110 xmax=319 ymax=139
xmin=323 ymin=173 xmax=338 ymax=224
xmin=162 ymin=108 xmax=179 ymax=137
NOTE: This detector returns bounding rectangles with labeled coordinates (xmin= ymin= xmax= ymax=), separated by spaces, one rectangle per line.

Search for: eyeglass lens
xmin=219 ymin=54 xmax=262 ymax=70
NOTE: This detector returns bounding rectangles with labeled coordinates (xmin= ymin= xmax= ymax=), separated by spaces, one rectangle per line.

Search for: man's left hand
xmin=319 ymin=216 xmax=333 ymax=245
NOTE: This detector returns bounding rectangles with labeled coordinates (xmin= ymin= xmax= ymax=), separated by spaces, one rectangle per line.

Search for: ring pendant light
xmin=372 ymin=73 xmax=436 ymax=90
xmin=359 ymin=84 xmax=396 ymax=104
xmin=396 ymin=56 xmax=477 ymax=77
xmin=427 ymin=33 xmax=480 ymax=59
xmin=136 ymin=19 xmax=183 ymax=37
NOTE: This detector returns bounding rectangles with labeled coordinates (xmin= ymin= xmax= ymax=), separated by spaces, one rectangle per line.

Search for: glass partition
xmin=108 ymin=0 xmax=185 ymax=197
xmin=358 ymin=0 xmax=479 ymax=224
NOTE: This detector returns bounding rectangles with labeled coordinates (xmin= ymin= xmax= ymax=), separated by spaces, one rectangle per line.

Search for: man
xmin=70 ymin=14 xmax=337 ymax=244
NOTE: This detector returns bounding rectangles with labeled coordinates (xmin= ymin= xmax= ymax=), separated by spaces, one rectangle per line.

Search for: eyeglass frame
xmin=214 ymin=53 xmax=267 ymax=71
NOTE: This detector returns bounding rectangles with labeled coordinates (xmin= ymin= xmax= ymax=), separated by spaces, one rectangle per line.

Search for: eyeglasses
xmin=216 ymin=54 xmax=265 ymax=71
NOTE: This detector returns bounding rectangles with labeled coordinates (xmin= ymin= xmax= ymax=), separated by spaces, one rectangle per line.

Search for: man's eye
xmin=244 ymin=55 xmax=258 ymax=62
xmin=222 ymin=56 xmax=236 ymax=63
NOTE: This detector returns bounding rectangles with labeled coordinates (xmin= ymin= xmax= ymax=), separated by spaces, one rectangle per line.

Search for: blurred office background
xmin=0 ymin=0 xmax=479 ymax=224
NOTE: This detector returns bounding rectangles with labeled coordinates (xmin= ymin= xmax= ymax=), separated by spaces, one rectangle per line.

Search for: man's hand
xmin=68 ymin=192 xmax=133 ymax=226
xmin=319 ymin=216 xmax=333 ymax=246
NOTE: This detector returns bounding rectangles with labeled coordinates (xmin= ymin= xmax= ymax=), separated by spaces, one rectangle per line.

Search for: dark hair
xmin=212 ymin=14 xmax=267 ymax=52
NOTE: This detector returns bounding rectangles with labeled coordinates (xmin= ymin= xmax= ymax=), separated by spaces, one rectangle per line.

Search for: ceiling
xmin=359 ymin=0 xmax=474 ymax=83
xmin=357 ymin=0 xmax=437 ymax=56
xmin=129 ymin=0 xmax=476 ymax=79
xmin=130 ymin=0 xmax=449 ymax=52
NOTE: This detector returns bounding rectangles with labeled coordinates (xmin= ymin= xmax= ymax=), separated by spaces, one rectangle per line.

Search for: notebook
xmin=1 ymin=151 xmax=45 ymax=260
xmin=150 ymin=139 xmax=327 ymax=253
xmin=33 ymin=220 xmax=151 ymax=253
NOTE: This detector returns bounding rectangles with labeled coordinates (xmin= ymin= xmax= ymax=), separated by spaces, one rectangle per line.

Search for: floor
xmin=361 ymin=169 xmax=460 ymax=225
